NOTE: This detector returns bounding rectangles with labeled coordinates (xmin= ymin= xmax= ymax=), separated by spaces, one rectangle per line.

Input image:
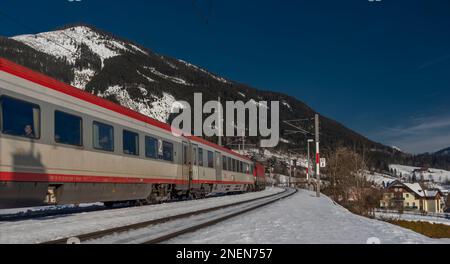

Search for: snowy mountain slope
xmin=12 ymin=26 xmax=145 ymax=66
xmin=389 ymin=164 xmax=450 ymax=184
xmin=167 ymin=190 xmax=449 ymax=244
xmin=8 ymin=25 xmax=227 ymax=123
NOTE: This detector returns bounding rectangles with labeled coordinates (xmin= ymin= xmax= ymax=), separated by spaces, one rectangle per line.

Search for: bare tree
xmin=323 ymin=147 xmax=381 ymax=216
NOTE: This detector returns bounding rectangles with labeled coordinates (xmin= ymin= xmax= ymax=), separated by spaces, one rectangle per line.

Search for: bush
xmin=387 ymin=220 xmax=450 ymax=238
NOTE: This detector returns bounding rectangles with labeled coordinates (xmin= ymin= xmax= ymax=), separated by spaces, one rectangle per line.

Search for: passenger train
xmin=0 ymin=58 xmax=266 ymax=209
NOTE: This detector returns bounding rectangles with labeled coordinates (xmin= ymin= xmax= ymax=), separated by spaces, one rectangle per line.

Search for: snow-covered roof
xmin=423 ymin=190 xmax=441 ymax=198
xmin=387 ymin=181 xmax=442 ymax=198
xmin=403 ymin=183 xmax=425 ymax=197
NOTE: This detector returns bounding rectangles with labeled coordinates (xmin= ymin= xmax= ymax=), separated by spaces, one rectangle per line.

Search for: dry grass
xmin=387 ymin=220 xmax=450 ymax=239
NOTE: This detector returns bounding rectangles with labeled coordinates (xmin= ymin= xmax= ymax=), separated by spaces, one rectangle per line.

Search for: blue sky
xmin=1 ymin=0 xmax=450 ymax=153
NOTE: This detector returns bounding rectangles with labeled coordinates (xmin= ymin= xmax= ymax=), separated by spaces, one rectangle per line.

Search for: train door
xmin=192 ymin=144 xmax=199 ymax=182
xmin=215 ymin=151 xmax=222 ymax=182
xmin=182 ymin=142 xmax=191 ymax=189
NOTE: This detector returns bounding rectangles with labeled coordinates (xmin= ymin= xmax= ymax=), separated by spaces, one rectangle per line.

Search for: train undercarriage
xmin=0 ymin=181 xmax=261 ymax=209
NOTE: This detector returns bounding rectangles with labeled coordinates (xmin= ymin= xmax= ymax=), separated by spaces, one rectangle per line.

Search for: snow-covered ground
xmin=0 ymin=188 xmax=283 ymax=244
xmin=2 ymin=189 xmax=449 ymax=244
xmin=167 ymin=190 xmax=450 ymax=244
xmin=366 ymin=172 xmax=397 ymax=186
xmin=88 ymin=189 xmax=296 ymax=244
xmin=390 ymin=164 xmax=450 ymax=184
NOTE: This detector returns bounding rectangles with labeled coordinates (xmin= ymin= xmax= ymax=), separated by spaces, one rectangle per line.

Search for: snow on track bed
xmin=86 ymin=189 xmax=296 ymax=244
xmin=0 ymin=203 xmax=112 ymax=222
xmin=167 ymin=190 xmax=450 ymax=244
xmin=0 ymin=188 xmax=283 ymax=244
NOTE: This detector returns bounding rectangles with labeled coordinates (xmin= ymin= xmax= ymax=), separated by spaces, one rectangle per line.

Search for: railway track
xmin=42 ymin=188 xmax=297 ymax=244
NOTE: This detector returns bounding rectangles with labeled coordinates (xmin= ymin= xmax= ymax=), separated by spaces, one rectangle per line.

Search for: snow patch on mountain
xmin=144 ymin=66 xmax=192 ymax=86
xmin=72 ymin=68 xmax=96 ymax=89
xmin=12 ymin=26 xmax=142 ymax=67
xmin=150 ymin=92 xmax=178 ymax=123
xmin=178 ymin=59 xmax=230 ymax=84
xmin=392 ymin=146 xmax=403 ymax=152
xmin=137 ymin=70 xmax=156 ymax=83
xmin=282 ymin=101 xmax=292 ymax=111
xmin=97 ymin=85 xmax=176 ymax=122
xmin=280 ymin=138 xmax=293 ymax=144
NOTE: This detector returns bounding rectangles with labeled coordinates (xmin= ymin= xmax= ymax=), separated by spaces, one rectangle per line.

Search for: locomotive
xmin=0 ymin=58 xmax=266 ymax=209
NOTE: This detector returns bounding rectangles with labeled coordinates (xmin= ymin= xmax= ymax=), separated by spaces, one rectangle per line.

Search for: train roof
xmin=0 ymin=58 xmax=251 ymax=162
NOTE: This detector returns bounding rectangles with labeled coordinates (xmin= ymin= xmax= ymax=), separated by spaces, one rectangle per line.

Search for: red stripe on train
xmin=0 ymin=172 xmax=253 ymax=185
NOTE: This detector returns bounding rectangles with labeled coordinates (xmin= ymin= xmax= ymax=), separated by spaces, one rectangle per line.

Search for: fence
xmin=375 ymin=208 xmax=450 ymax=220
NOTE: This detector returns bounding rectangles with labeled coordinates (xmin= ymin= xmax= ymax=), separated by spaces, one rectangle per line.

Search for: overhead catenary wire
xmin=191 ymin=0 xmax=214 ymax=25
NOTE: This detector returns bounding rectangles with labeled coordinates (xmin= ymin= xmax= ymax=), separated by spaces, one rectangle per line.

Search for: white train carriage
xmin=0 ymin=58 xmax=257 ymax=209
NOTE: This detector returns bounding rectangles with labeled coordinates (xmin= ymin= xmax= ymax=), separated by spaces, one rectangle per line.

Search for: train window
xmin=239 ymin=161 xmax=243 ymax=173
xmin=55 ymin=111 xmax=82 ymax=146
xmin=0 ymin=96 xmax=40 ymax=139
xmin=93 ymin=121 xmax=114 ymax=152
xmin=223 ymin=156 xmax=227 ymax=171
xmin=207 ymin=151 xmax=214 ymax=168
xmin=227 ymin=157 xmax=232 ymax=172
xmin=145 ymin=136 xmax=158 ymax=159
xmin=123 ymin=130 xmax=139 ymax=156
xmin=233 ymin=159 xmax=237 ymax=172
xmin=198 ymin=148 xmax=204 ymax=167
xmin=163 ymin=141 xmax=174 ymax=162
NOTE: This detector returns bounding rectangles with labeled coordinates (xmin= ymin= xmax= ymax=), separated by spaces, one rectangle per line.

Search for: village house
xmin=380 ymin=180 xmax=445 ymax=213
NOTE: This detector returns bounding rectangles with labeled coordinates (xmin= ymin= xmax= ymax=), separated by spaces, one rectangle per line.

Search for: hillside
xmin=436 ymin=147 xmax=450 ymax=157
xmin=389 ymin=164 xmax=450 ymax=185
xmin=0 ymin=24 xmax=403 ymax=170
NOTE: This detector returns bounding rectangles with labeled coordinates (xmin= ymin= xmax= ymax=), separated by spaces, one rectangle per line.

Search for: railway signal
xmin=315 ymin=114 xmax=321 ymax=198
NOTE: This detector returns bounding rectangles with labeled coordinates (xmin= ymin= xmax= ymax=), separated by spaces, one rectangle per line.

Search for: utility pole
xmin=315 ymin=114 xmax=321 ymax=198
xmin=307 ymin=139 xmax=314 ymax=188
xmin=288 ymin=152 xmax=292 ymax=188
xmin=218 ymin=96 xmax=222 ymax=146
